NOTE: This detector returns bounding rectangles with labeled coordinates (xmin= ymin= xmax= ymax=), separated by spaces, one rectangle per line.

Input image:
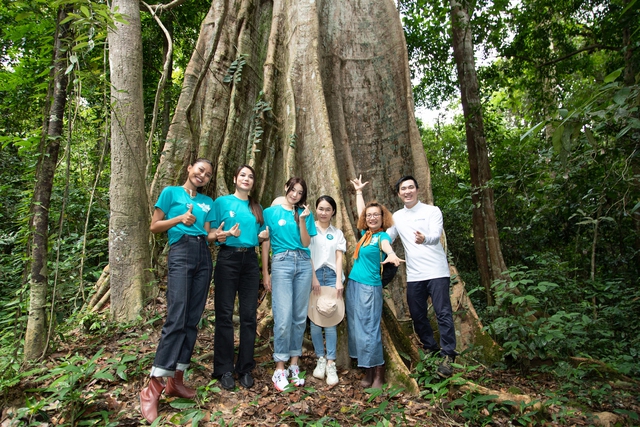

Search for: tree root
xmin=458 ymin=381 xmax=542 ymax=411
xmin=85 ymin=265 xmax=110 ymax=312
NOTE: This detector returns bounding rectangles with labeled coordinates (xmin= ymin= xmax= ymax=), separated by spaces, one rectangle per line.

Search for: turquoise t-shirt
xmin=212 ymin=194 xmax=266 ymax=247
xmin=348 ymin=231 xmax=391 ymax=286
xmin=155 ymin=186 xmax=215 ymax=245
xmin=263 ymin=205 xmax=317 ymax=255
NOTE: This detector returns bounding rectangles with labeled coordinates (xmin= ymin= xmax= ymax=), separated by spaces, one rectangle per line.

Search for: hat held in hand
xmin=308 ymin=286 xmax=345 ymax=327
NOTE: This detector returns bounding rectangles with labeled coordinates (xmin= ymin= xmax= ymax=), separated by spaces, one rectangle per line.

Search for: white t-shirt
xmin=309 ymin=223 xmax=347 ymax=281
xmin=387 ymin=201 xmax=450 ymax=282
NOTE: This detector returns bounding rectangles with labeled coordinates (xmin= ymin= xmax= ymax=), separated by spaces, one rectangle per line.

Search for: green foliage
xmin=19 ymin=349 xmax=114 ymax=426
xmin=539 ymin=361 xmax=640 ymax=418
xmin=484 ymin=262 xmax=640 ymax=376
xmin=224 ymin=53 xmax=249 ymax=84
xmin=398 ymin=0 xmax=456 ymax=108
xmin=247 ymin=90 xmax=272 ymax=162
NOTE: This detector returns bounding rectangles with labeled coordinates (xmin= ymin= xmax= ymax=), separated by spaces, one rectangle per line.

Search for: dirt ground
xmin=2 ymin=295 xmax=639 ymax=426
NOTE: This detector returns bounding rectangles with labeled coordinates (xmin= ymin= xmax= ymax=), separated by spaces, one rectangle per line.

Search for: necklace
xmin=183 ymin=186 xmax=196 ymax=199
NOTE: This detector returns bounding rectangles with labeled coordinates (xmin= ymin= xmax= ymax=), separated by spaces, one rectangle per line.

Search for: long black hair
xmin=234 ymin=164 xmax=264 ymax=225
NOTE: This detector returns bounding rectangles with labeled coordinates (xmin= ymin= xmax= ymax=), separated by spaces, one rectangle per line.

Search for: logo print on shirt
xmin=371 ymin=236 xmax=379 ymax=245
xmin=229 ymin=210 xmax=236 ymax=218
xmin=198 ymin=202 xmax=210 ymax=213
xmin=278 ymin=219 xmax=287 ymax=226
xmin=327 ymin=234 xmax=334 ymax=240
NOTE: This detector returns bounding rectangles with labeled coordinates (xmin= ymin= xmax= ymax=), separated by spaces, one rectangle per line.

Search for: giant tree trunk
xmin=450 ymin=0 xmax=508 ymax=305
xmin=24 ymin=6 xmax=71 ymax=361
xmin=108 ymin=0 xmax=153 ymax=321
xmin=149 ymin=0 xmax=496 ymax=390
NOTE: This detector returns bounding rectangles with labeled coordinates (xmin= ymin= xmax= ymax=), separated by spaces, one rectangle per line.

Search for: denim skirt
xmin=346 ymin=278 xmax=384 ymax=367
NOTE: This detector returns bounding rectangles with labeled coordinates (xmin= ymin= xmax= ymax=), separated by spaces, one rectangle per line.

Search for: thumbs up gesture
xmin=181 ymin=204 xmax=195 ymax=226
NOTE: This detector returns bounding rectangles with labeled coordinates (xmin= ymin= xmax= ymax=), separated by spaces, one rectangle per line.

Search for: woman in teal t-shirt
xmin=140 ymin=158 xmax=219 ymax=423
xmin=347 ymin=175 xmax=403 ymax=390
xmin=261 ymin=177 xmax=317 ymax=391
xmin=211 ymin=165 xmax=269 ymax=390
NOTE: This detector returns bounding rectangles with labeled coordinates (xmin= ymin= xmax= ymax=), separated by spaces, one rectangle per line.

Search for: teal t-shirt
xmin=212 ymin=194 xmax=266 ymax=247
xmin=263 ymin=205 xmax=317 ymax=255
xmin=155 ymin=186 xmax=215 ymax=245
xmin=348 ymin=231 xmax=391 ymax=286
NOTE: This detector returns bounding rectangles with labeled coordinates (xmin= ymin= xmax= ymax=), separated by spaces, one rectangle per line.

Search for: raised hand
xmin=182 ymin=204 xmax=195 ymax=226
xmin=215 ymin=221 xmax=227 ymax=243
xmin=228 ymin=223 xmax=241 ymax=238
xmin=300 ymin=204 xmax=311 ymax=219
xmin=350 ymin=174 xmax=369 ymax=192
xmin=258 ymin=226 xmax=269 ymax=241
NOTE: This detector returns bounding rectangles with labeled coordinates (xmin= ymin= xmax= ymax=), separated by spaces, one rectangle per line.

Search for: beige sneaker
xmin=325 ymin=362 xmax=339 ymax=386
xmin=313 ymin=357 xmax=327 ymax=379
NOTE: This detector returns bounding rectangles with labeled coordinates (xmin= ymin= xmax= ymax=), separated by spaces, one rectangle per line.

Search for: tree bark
xmin=24 ymin=6 xmax=71 ymax=361
xmin=450 ymin=0 xmax=508 ymax=305
xmin=108 ymin=0 xmax=153 ymax=321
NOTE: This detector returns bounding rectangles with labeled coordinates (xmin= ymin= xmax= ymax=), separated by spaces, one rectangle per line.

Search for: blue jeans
xmin=152 ymin=235 xmax=212 ymax=376
xmin=346 ymin=279 xmax=384 ymax=367
xmin=407 ymin=277 xmax=457 ymax=357
xmin=270 ymin=250 xmax=313 ymax=362
xmin=310 ymin=266 xmax=338 ymax=360
xmin=213 ymin=246 xmax=259 ymax=377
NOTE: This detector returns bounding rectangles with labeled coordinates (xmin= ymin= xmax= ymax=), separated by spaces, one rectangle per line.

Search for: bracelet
xmin=387 ymin=251 xmax=395 ymax=256
xmin=356 ymin=191 xmax=362 ymax=195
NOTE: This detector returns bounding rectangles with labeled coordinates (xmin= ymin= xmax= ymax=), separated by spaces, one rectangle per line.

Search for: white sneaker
xmin=325 ymin=362 xmax=339 ymax=386
xmin=272 ymin=369 xmax=289 ymax=391
xmin=313 ymin=357 xmax=327 ymax=379
xmin=288 ymin=364 xmax=305 ymax=386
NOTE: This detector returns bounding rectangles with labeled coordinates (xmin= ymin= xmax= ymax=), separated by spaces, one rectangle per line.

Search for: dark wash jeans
xmin=407 ymin=277 xmax=457 ymax=357
xmin=212 ymin=246 xmax=260 ymax=377
xmin=152 ymin=234 xmax=212 ymax=374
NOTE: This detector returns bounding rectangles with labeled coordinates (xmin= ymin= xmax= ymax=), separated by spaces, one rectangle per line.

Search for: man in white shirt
xmin=387 ymin=175 xmax=457 ymax=377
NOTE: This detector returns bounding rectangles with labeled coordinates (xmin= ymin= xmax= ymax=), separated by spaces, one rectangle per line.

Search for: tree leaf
xmin=520 ymin=121 xmax=545 ymax=141
xmin=603 ymin=69 xmax=622 ymax=83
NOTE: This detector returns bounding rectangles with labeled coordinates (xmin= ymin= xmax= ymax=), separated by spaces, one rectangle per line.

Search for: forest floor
xmin=2 ymin=294 xmax=639 ymax=427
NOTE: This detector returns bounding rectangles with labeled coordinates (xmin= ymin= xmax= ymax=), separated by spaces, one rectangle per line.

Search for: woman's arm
xmin=350 ymin=175 xmax=369 ymax=217
xmin=149 ymin=206 xmax=194 ymax=234
xmin=380 ymin=239 xmax=405 ymax=266
xmin=311 ymin=260 xmax=321 ymax=295
xmin=261 ymin=240 xmax=272 ymax=291
xmin=335 ymin=250 xmax=344 ymax=298
xmin=299 ymin=205 xmax=312 ymax=247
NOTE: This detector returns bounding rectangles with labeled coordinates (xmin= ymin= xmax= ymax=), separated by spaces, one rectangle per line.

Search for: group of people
xmin=139 ymin=159 xmax=457 ymax=423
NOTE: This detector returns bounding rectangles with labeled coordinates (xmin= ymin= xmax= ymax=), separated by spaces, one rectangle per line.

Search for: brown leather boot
xmin=360 ymin=367 xmax=373 ymax=387
xmin=140 ymin=376 xmax=165 ymax=423
xmin=371 ymin=364 xmax=385 ymax=389
xmin=166 ymin=370 xmax=196 ymax=399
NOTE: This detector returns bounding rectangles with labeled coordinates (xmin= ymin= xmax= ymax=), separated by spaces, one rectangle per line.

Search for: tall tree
xmin=24 ymin=6 xmax=71 ymax=361
xmin=108 ymin=0 xmax=153 ymax=321
xmin=142 ymin=0 xmax=496 ymax=387
xmin=450 ymin=0 xmax=508 ymax=305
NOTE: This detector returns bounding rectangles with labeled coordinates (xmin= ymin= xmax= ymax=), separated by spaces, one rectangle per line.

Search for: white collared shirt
xmin=387 ymin=201 xmax=450 ymax=281
xmin=309 ymin=223 xmax=347 ymax=279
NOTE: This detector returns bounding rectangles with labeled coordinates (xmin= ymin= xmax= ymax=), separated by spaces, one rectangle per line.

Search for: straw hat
xmin=307 ymin=286 xmax=345 ymax=327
